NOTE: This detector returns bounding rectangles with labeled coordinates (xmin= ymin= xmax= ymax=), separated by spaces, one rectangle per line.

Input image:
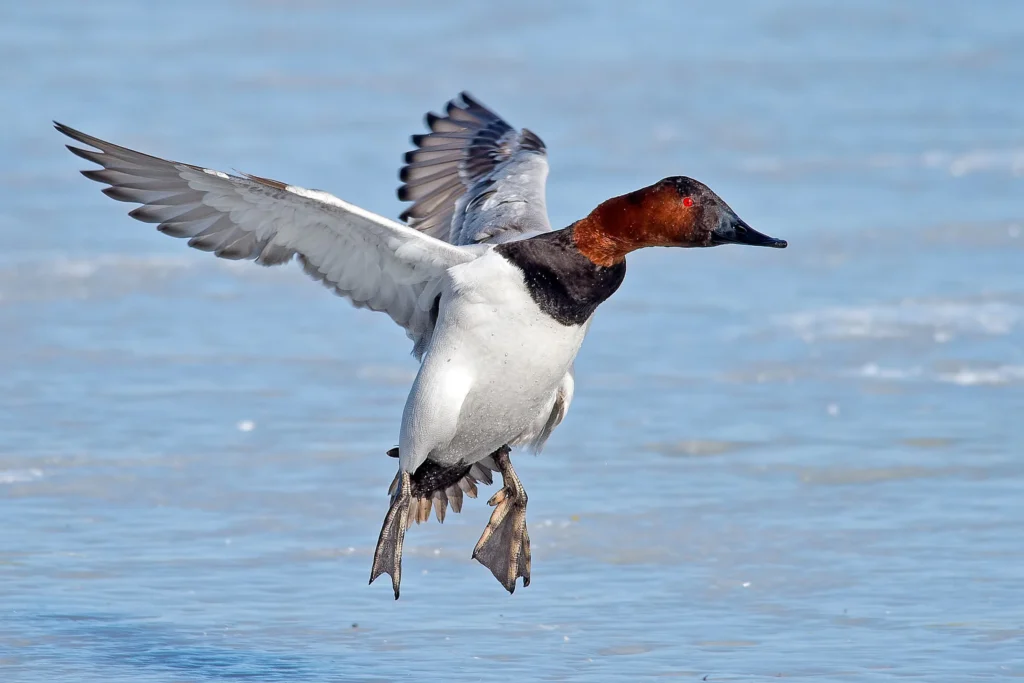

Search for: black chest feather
xmin=495 ymin=227 xmax=626 ymax=326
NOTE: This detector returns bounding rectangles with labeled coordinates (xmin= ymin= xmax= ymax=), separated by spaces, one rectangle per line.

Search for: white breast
xmin=398 ymin=250 xmax=587 ymax=472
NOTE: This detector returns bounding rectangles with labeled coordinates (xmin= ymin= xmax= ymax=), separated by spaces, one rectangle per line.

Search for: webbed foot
xmin=369 ymin=471 xmax=411 ymax=599
xmin=471 ymin=447 xmax=531 ymax=593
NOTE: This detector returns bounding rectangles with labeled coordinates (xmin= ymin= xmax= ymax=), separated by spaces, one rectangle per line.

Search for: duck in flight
xmin=56 ymin=92 xmax=786 ymax=598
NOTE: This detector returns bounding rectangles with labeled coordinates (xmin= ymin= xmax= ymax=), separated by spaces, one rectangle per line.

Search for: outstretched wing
xmin=398 ymin=92 xmax=551 ymax=246
xmin=56 ymin=122 xmax=476 ymax=356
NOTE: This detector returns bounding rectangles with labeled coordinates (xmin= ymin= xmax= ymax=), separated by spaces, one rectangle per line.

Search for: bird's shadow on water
xmin=5 ymin=612 xmax=351 ymax=682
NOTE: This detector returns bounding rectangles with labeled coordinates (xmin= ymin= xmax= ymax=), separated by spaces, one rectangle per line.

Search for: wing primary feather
xmin=56 ymin=121 xmax=475 ymax=357
xmin=396 ymin=93 xmax=550 ymax=244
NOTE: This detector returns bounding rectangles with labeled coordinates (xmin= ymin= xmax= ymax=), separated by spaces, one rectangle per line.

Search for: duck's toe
xmin=370 ymin=472 xmax=411 ymax=599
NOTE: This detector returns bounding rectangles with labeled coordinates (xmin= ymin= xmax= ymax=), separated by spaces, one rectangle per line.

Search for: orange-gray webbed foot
xmin=369 ymin=471 xmax=411 ymax=599
xmin=471 ymin=446 xmax=531 ymax=593
xmin=373 ymin=449 xmax=497 ymax=598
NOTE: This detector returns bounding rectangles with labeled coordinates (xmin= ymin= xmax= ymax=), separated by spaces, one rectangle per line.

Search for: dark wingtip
xmin=65 ymin=144 xmax=100 ymax=163
xmin=55 ymin=122 xmax=90 ymax=146
xmin=241 ymin=172 xmax=288 ymax=190
xmin=520 ymin=128 xmax=546 ymax=153
xmin=397 ymin=185 xmax=411 ymax=201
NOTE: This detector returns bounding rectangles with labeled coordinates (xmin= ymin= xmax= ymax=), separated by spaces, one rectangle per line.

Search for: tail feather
xmin=386 ymin=453 xmax=499 ymax=527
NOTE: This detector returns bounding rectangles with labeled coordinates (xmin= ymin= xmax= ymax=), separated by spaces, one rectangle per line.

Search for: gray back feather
xmin=398 ymin=92 xmax=551 ymax=246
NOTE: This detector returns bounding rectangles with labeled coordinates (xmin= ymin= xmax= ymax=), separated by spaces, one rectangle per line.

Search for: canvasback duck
xmin=56 ymin=93 xmax=786 ymax=598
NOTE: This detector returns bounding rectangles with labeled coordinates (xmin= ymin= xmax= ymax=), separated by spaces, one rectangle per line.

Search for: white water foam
xmin=937 ymin=366 xmax=1024 ymax=386
xmin=850 ymin=363 xmax=1024 ymax=386
xmin=854 ymin=363 xmax=923 ymax=380
xmin=0 ymin=253 xmax=305 ymax=302
xmin=0 ymin=468 xmax=44 ymax=484
xmin=781 ymin=300 xmax=1019 ymax=342
xmin=738 ymin=148 xmax=1024 ymax=177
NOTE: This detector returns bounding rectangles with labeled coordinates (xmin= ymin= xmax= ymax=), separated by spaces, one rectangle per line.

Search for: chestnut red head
xmin=573 ymin=176 xmax=786 ymax=266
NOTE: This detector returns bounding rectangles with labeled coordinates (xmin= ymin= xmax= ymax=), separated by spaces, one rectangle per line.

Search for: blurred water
xmin=2 ymin=1 xmax=1023 ymax=680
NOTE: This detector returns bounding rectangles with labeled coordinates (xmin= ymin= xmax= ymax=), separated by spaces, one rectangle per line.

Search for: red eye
xmin=683 ymin=197 xmax=694 ymax=207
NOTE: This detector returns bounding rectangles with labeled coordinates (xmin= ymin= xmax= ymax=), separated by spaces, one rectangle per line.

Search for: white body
xmin=399 ymin=249 xmax=585 ymax=472
xmin=59 ymin=95 xmax=575 ymax=482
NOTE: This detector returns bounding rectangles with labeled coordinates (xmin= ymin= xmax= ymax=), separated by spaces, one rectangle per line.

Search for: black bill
xmin=712 ymin=217 xmax=787 ymax=248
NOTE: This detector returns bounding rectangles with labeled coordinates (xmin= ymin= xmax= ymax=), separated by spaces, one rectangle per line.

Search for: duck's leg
xmin=472 ymin=446 xmax=531 ymax=593
xmin=369 ymin=471 xmax=412 ymax=599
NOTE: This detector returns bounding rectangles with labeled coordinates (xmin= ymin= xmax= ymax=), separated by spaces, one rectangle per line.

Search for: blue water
xmin=2 ymin=1 xmax=1023 ymax=680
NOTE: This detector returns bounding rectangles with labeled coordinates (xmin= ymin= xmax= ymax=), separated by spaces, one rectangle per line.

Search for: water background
xmin=1 ymin=1 xmax=1022 ymax=680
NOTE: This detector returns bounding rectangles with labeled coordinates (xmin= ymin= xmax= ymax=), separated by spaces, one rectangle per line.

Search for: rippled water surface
xmin=2 ymin=1 xmax=1023 ymax=680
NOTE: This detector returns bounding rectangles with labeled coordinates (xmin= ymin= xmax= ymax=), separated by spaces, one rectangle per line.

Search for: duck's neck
xmin=495 ymin=227 xmax=626 ymax=327
xmin=572 ymin=187 xmax=681 ymax=266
